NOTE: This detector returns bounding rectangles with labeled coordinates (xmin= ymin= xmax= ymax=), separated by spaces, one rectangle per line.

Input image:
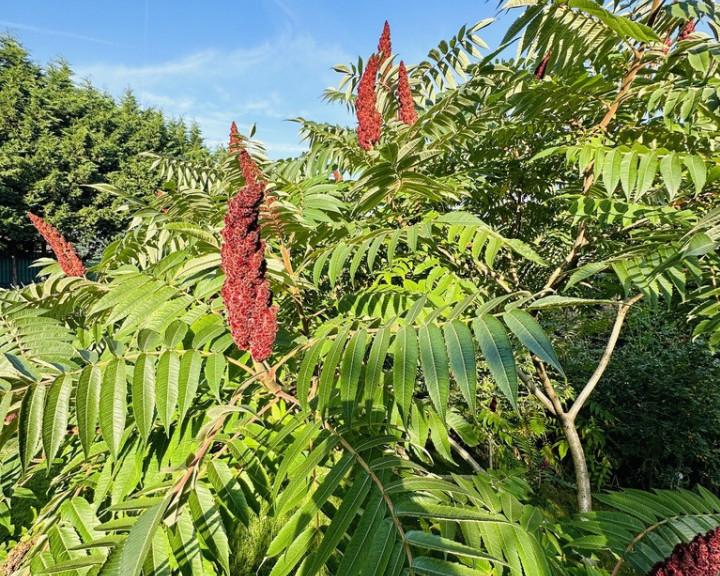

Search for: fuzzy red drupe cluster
xmin=377 ymin=20 xmax=391 ymax=68
xmin=356 ymin=54 xmax=383 ymax=151
xmin=678 ymin=20 xmax=696 ymax=41
xmin=27 ymin=213 xmax=85 ymax=277
xmin=221 ymin=123 xmax=278 ymax=362
xmin=648 ymin=526 xmax=720 ymax=576
xmin=397 ymin=61 xmax=417 ymax=126
xmin=355 ymin=21 xmax=419 ymax=150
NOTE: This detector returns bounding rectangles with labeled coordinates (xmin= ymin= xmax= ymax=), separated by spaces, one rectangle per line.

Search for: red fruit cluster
xmin=238 ymin=149 xmax=262 ymax=184
xmin=534 ymin=52 xmax=552 ymax=80
xmin=397 ymin=61 xmax=417 ymax=126
xmin=356 ymin=21 xmax=420 ymax=148
xmin=27 ymin=213 xmax=85 ymax=277
xmin=221 ymin=123 xmax=278 ymax=362
xmin=648 ymin=526 xmax=720 ymax=576
xmin=678 ymin=20 xmax=695 ymax=42
xmin=377 ymin=21 xmax=392 ymax=69
xmin=356 ymin=54 xmax=382 ymax=150
xmin=679 ymin=20 xmax=696 ymax=41
xmin=229 ymin=121 xmax=242 ymax=151
xmin=230 ymin=122 xmax=262 ymax=184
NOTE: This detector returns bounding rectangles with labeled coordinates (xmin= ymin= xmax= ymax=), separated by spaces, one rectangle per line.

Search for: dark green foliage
xmin=0 ymin=36 xmax=207 ymax=258
xmin=568 ymin=304 xmax=720 ymax=491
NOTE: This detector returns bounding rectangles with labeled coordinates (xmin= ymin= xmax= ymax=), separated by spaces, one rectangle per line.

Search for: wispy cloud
xmin=77 ymin=47 xmax=270 ymax=83
xmin=0 ymin=19 xmax=138 ymax=50
xmin=271 ymin=0 xmax=303 ymax=33
xmin=73 ymin=32 xmax=353 ymax=156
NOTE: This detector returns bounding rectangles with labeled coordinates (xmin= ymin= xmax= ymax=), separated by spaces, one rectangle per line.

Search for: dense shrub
xmin=4 ymin=1 xmax=720 ymax=575
xmin=0 ymin=37 xmax=208 ymax=258
xmin=568 ymin=305 xmax=720 ymax=491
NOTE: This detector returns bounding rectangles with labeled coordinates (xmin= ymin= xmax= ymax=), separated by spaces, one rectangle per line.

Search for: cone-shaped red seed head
xmin=377 ymin=21 xmax=392 ymax=68
xmin=251 ymin=304 xmax=277 ymax=362
xmin=230 ymin=121 xmax=241 ymax=151
xmin=679 ymin=20 xmax=696 ymax=41
xmin=534 ymin=52 xmax=552 ymax=80
xmin=238 ymin=149 xmax=262 ymax=184
xmin=648 ymin=526 xmax=720 ymax=576
xmin=229 ymin=122 xmax=263 ymax=184
xmin=356 ymin=55 xmax=382 ymax=150
xmin=397 ymin=61 xmax=417 ymax=126
xmin=220 ymin=176 xmax=277 ymax=361
xmin=28 ymin=213 xmax=85 ymax=277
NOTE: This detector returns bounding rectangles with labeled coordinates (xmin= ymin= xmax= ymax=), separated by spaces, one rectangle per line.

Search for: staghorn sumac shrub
xmin=4 ymin=2 xmax=720 ymax=576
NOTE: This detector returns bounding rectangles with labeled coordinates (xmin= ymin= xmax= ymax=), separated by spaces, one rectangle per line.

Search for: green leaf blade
xmin=42 ymin=374 xmax=72 ymax=467
xmin=99 ymin=358 xmax=128 ymax=459
xmin=318 ymin=327 xmax=351 ymax=415
xmin=443 ymin=321 xmax=477 ymax=415
xmin=473 ymin=316 xmax=518 ymax=409
xmin=393 ymin=325 xmax=418 ymax=423
xmin=156 ymin=352 xmax=180 ymax=434
xmin=19 ymin=382 xmax=46 ymax=471
xmin=189 ymin=484 xmax=230 ymax=574
xmin=418 ymin=324 xmax=450 ymax=422
xmin=207 ymin=460 xmax=250 ymax=526
xmin=76 ymin=365 xmax=101 ymax=458
xmin=119 ymin=498 xmax=170 ymax=576
xmin=660 ymin=152 xmax=682 ymax=199
xmin=502 ymin=309 xmax=564 ymax=377
xmin=177 ymin=350 xmax=202 ymax=425
xmin=132 ymin=354 xmax=156 ymax=443
xmin=340 ymin=330 xmax=367 ymax=425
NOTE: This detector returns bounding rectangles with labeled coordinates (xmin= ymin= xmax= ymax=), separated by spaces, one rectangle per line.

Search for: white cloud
xmin=136 ymin=91 xmax=196 ymax=112
xmin=76 ymin=46 xmax=269 ymax=84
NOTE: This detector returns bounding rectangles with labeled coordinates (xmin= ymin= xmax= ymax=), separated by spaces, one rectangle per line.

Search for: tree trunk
xmin=561 ymin=414 xmax=592 ymax=513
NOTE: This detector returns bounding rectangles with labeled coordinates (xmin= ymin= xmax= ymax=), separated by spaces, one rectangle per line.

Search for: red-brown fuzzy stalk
xmin=534 ymin=52 xmax=552 ymax=80
xmin=27 ymin=213 xmax=85 ymax=277
xmin=356 ymin=55 xmax=382 ymax=150
xmin=678 ymin=20 xmax=696 ymax=41
xmin=397 ymin=61 xmax=417 ymax=126
xmin=221 ymin=123 xmax=277 ymax=361
xmin=238 ymin=149 xmax=262 ymax=184
xmin=230 ymin=121 xmax=262 ymax=184
xmin=648 ymin=526 xmax=720 ymax=576
xmin=377 ymin=21 xmax=392 ymax=69
xmin=229 ymin=121 xmax=242 ymax=152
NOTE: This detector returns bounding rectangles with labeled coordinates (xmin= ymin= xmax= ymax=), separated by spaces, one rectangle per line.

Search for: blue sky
xmin=1 ymin=1 xmax=510 ymax=157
